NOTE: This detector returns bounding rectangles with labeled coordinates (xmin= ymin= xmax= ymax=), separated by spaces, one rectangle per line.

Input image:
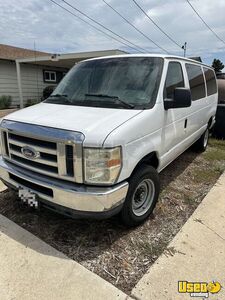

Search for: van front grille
xmin=66 ymin=145 xmax=74 ymax=177
xmin=2 ymin=131 xmax=75 ymax=181
xmin=3 ymin=131 xmax=9 ymax=156
xmin=0 ymin=121 xmax=84 ymax=183
xmin=8 ymin=132 xmax=59 ymax=175
xmin=8 ymin=133 xmax=56 ymax=149
xmin=11 ymin=154 xmax=58 ymax=173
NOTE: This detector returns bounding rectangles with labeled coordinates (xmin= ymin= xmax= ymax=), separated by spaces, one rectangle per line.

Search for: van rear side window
xmin=203 ymin=67 xmax=217 ymax=96
xmin=185 ymin=64 xmax=206 ymax=101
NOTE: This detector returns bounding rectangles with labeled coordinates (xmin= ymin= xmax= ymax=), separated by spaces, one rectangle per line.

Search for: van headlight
xmin=84 ymin=147 xmax=122 ymax=185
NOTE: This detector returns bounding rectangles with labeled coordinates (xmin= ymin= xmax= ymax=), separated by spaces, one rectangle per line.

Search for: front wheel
xmin=120 ymin=165 xmax=160 ymax=227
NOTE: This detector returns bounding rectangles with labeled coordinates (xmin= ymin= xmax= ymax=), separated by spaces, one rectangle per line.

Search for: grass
xmin=203 ymin=149 xmax=225 ymax=161
xmin=159 ymin=138 xmax=225 ymax=206
xmin=208 ymin=138 xmax=225 ymax=150
xmin=136 ymin=240 xmax=167 ymax=257
xmin=203 ymin=138 xmax=225 ymax=161
xmin=213 ymin=165 xmax=225 ymax=174
xmin=193 ymin=169 xmax=221 ymax=184
xmin=183 ymin=194 xmax=195 ymax=205
xmin=193 ymin=137 xmax=225 ymax=183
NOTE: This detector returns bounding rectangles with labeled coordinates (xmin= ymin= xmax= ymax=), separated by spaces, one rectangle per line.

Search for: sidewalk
xmin=0 ymin=214 xmax=128 ymax=300
xmin=132 ymin=172 xmax=225 ymax=300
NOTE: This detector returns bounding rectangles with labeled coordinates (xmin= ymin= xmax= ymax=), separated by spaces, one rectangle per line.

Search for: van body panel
xmin=0 ymin=54 xmax=218 ymax=218
xmin=5 ymin=102 xmax=143 ymax=147
xmin=103 ymin=57 xmax=217 ymax=182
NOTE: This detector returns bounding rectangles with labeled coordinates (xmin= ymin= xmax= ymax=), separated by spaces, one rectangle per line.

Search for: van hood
xmin=4 ymin=103 xmax=142 ymax=146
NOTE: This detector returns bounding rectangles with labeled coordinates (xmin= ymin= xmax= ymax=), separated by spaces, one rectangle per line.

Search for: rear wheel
xmin=193 ymin=127 xmax=209 ymax=152
xmin=120 ymin=165 xmax=160 ymax=227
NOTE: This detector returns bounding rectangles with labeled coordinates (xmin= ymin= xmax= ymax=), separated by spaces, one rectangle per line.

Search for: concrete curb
xmin=0 ymin=215 xmax=128 ymax=300
xmin=132 ymin=172 xmax=225 ymax=300
xmin=0 ymin=180 xmax=7 ymax=192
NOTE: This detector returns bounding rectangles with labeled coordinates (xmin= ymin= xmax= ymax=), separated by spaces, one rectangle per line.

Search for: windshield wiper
xmin=49 ymin=94 xmax=68 ymax=98
xmin=85 ymin=93 xmax=134 ymax=109
xmin=46 ymin=94 xmax=72 ymax=104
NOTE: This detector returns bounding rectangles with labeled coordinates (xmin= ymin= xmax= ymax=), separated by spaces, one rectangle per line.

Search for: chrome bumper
xmin=0 ymin=156 xmax=128 ymax=216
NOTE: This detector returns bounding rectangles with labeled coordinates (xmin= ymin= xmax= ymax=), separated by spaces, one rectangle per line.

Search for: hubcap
xmin=132 ymin=179 xmax=155 ymax=216
xmin=203 ymin=129 xmax=209 ymax=148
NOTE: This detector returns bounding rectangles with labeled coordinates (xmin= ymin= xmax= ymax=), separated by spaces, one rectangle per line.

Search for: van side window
xmin=165 ymin=62 xmax=184 ymax=99
xmin=203 ymin=67 xmax=217 ymax=96
xmin=185 ymin=64 xmax=206 ymax=100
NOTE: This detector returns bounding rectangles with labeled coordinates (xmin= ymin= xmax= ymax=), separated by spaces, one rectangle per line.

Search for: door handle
xmin=184 ymin=119 xmax=187 ymax=129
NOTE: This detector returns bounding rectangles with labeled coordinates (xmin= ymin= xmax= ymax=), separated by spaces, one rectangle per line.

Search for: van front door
xmin=160 ymin=60 xmax=191 ymax=168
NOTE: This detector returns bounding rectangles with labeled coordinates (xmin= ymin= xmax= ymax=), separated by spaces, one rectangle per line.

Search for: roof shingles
xmin=0 ymin=44 xmax=50 ymax=61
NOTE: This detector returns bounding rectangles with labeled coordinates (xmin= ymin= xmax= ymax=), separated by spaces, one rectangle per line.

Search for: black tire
xmin=120 ymin=165 xmax=160 ymax=227
xmin=193 ymin=127 xmax=209 ymax=152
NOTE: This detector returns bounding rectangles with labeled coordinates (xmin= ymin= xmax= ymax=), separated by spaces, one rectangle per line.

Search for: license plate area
xmin=18 ymin=186 xmax=39 ymax=209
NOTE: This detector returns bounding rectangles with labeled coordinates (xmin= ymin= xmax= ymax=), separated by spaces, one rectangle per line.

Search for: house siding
xmin=0 ymin=60 xmax=18 ymax=106
xmin=0 ymin=60 xmax=67 ymax=107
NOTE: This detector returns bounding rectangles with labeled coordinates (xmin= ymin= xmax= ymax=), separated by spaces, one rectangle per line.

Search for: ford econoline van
xmin=0 ymin=54 xmax=218 ymax=226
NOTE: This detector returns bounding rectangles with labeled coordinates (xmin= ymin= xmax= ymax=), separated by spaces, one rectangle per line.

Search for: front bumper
xmin=0 ymin=156 xmax=129 ymax=218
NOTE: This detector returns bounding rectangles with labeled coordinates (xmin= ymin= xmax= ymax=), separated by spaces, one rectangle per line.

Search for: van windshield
xmin=45 ymin=57 xmax=164 ymax=109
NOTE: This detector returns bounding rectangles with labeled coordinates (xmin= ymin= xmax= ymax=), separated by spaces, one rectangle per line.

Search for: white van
xmin=0 ymin=54 xmax=217 ymax=226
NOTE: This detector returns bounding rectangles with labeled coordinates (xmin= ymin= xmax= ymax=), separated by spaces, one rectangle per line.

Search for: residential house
xmin=0 ymin=44 xmax=69 ymax=107
xmin=0 ymin=44 xmax=126 ymax=108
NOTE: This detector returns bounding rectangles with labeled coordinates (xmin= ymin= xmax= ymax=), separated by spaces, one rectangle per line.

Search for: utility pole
xmin=182 ymin=42 xmax=187 ymax=57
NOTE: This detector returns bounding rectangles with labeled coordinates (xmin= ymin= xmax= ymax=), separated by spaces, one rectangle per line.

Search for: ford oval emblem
xmin=21 ymin=146 xmax=40 ymax=160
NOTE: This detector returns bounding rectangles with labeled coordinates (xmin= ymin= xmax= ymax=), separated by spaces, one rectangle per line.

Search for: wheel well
xmin=208 ymin=117 xmax=213 ymax=129
xmin=132 ymin=152 xmax=159 ymax=174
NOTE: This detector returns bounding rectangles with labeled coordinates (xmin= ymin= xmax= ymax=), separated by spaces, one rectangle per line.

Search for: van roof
xmin=83 ymin=53 xmax=214 ymax=70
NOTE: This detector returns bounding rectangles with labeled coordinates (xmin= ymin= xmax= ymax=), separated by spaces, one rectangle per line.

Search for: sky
xmin=0 ymin=0 xmax=225 ymax=68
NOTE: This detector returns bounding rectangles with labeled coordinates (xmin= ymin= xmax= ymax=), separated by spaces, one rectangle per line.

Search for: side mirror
xmin=164 ymin=87 xmax=191 ymax=110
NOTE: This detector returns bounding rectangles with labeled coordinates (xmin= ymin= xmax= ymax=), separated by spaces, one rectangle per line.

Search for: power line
xmin=59 ymin=0 xmax=150 ymax=53
xmin=186 ymin=0 xmax=225 ymax=45
xmin=131 ymin=0 xmax=182 ymax=49
xmin=48 ymin=0 xmax=145 ymax=53
xmin=48 ymin=1 xmax=145 ymax=53
xmin=102 ymin=0 xmax=168 ymax=53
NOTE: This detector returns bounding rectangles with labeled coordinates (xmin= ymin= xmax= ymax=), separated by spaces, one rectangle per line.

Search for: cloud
xmin=0 ymin=0 xmax=225 ymax=66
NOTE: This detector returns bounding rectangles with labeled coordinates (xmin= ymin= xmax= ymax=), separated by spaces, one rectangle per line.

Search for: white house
xmin=0 ymin=44 xmax=126 ymax=108
xmin=0 ymin=44 xmax=68 ymax=107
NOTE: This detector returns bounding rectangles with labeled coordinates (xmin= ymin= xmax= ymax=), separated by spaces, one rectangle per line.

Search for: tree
xmin=212 ymin=59 xmax=224 ymax=73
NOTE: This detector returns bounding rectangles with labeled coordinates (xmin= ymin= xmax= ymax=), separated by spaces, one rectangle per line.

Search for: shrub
xmin=0 ymin=95 xmax=12 ymax=109
xmin=43 ymin=86 xmax=55 ymax=100
xmin=25 ymin=99 xmax=40 ymax=107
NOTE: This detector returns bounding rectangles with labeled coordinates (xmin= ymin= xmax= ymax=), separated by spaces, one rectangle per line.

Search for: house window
xmin=43 ymin=70 xmax=57 ymax=83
